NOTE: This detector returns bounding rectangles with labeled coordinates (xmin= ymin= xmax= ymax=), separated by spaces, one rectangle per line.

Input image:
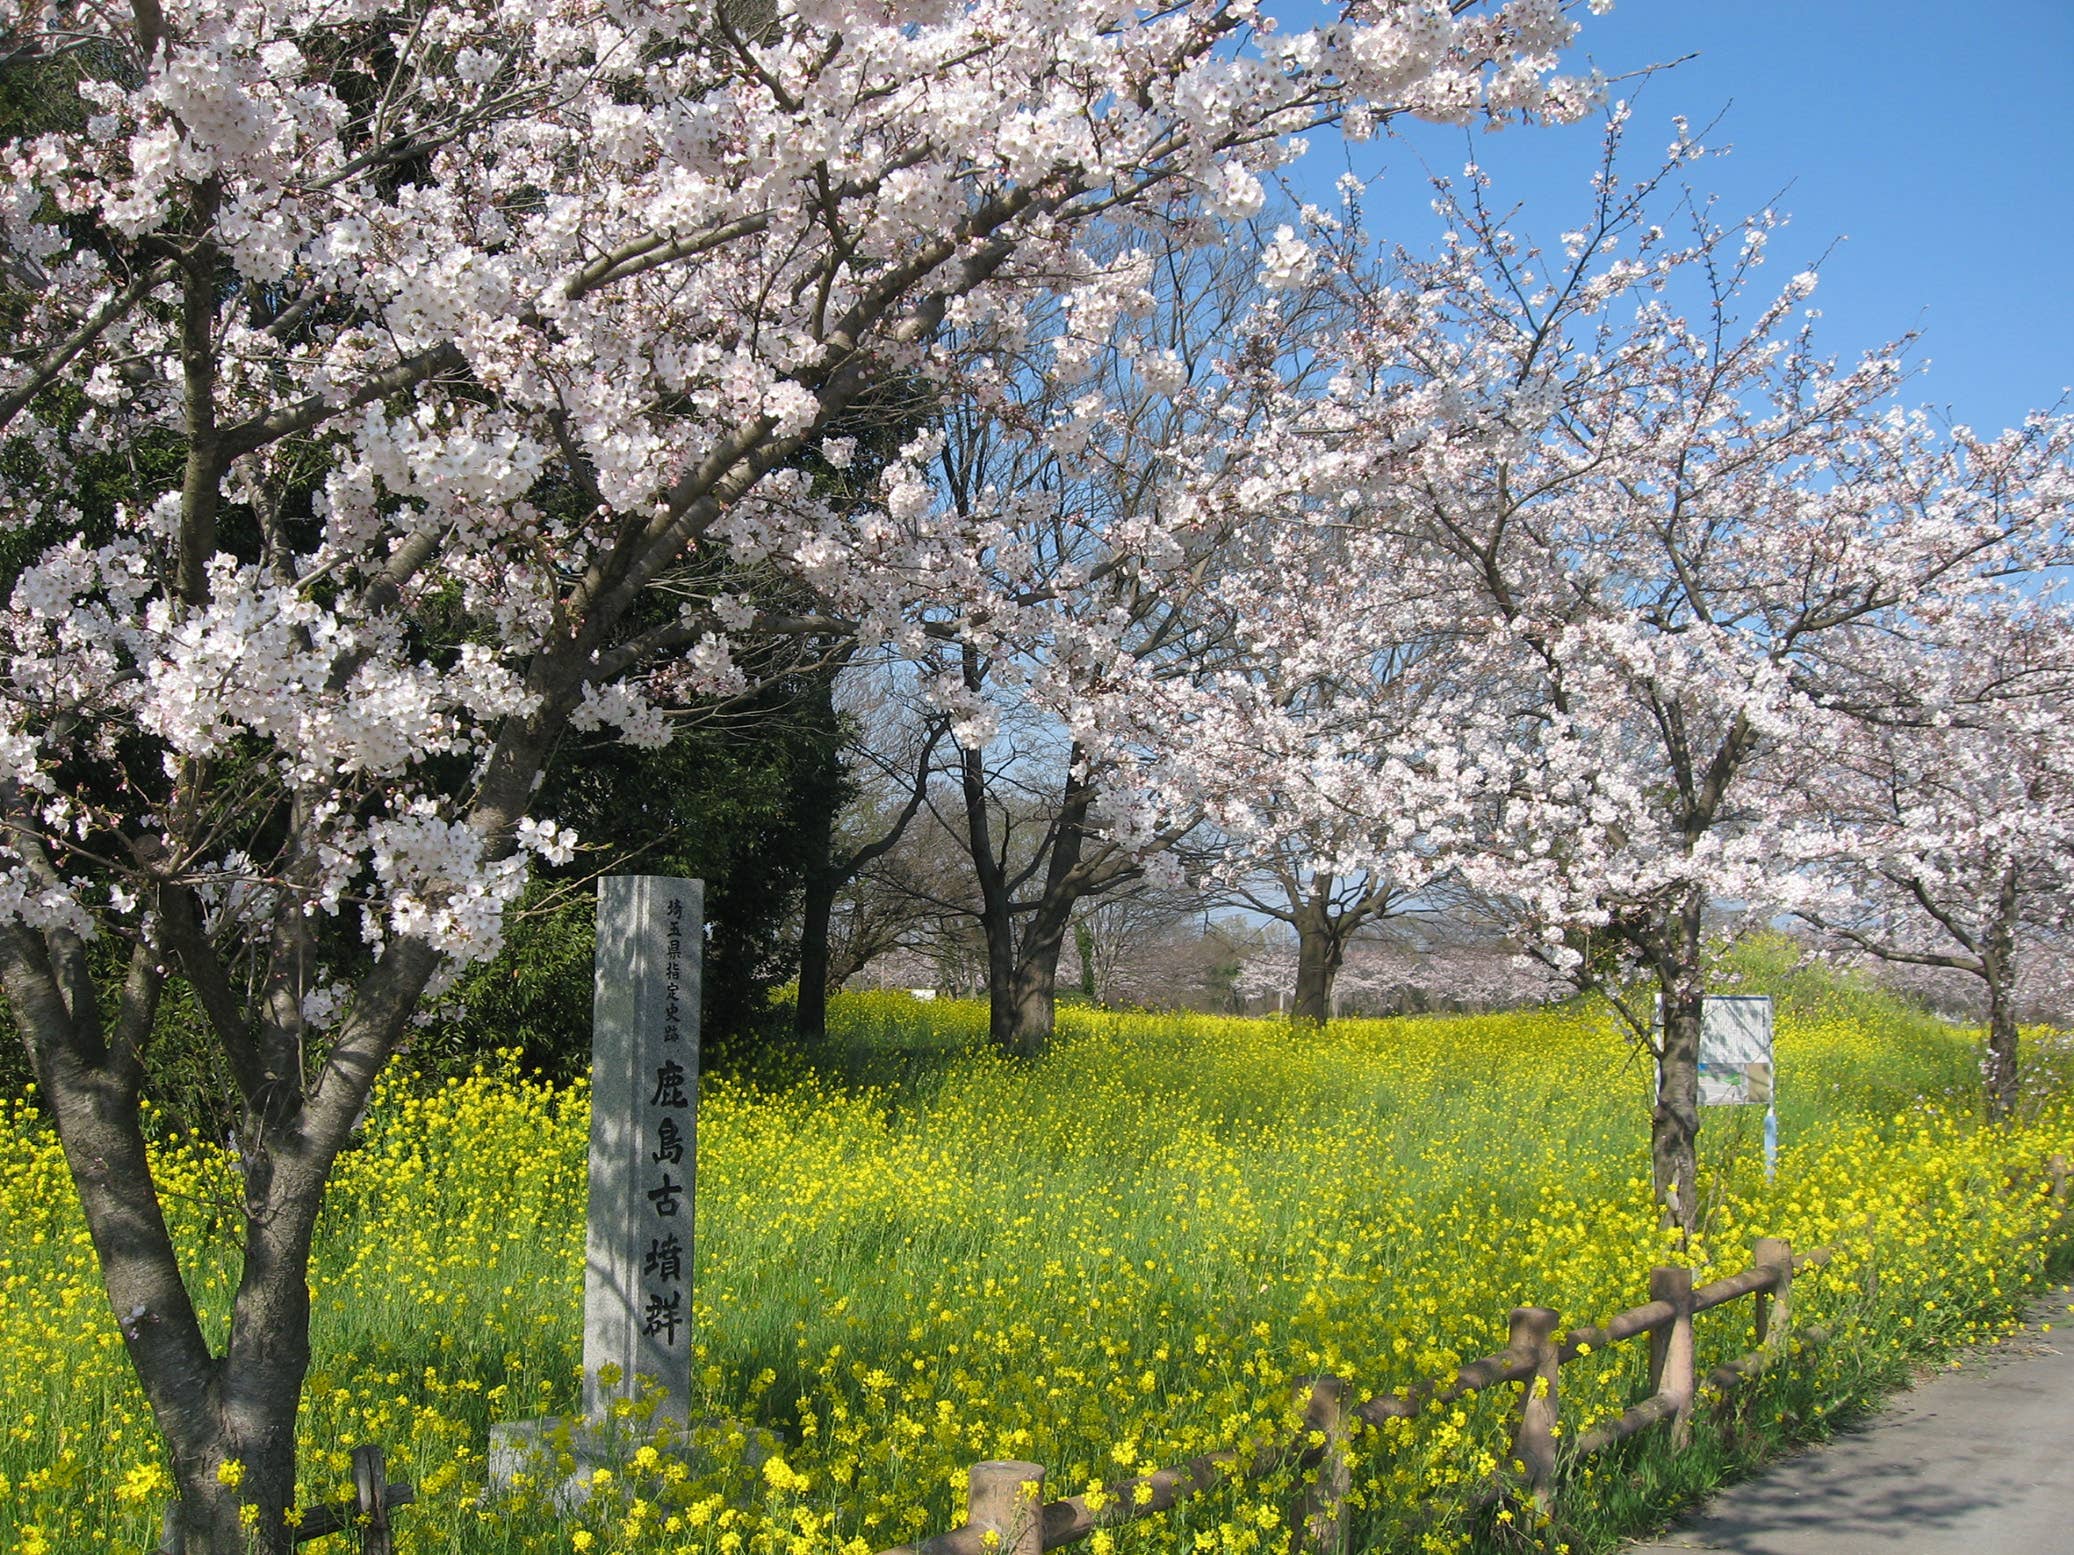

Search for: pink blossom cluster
xmin=0 ymin=0 xmax=1597 ymax=1019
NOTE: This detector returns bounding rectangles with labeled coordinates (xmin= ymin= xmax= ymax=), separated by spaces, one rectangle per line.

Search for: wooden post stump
xmin=353 ymin=1444 xmax=393 ymax=1555
xmin=1507 ymin=1306 xmax=1561 ymax=1514
xmin=1289 ymin=1375 xmax=1350 ymax=1555
xmin=967 ymin=1461 xmax=1046 ymax=1555
xmin=1647 ymin=1267 xmax=1696 ymax=1448
xmin=1753 ymin=1236 xmax=1792 ymax=1353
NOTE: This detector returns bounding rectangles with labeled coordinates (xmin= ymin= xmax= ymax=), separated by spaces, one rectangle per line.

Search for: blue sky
xmin=1293 ymin=0 xmax=2073 ymax=434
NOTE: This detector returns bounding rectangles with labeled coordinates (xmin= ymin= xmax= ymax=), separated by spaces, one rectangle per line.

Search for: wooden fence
xmin=883 ymin=1236 xmax=1830 ymax=1555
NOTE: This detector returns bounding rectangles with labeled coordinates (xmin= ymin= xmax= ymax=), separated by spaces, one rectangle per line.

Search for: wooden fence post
xmin=1507 ymin=1306 xmax=1561 ymax=1514
xmin=1647 ymin=1267 xmax=1696 ymax=1448
xmin=967 ymin=1461 xmax=1046 ymax=1555
xmin=352 ymin=1445 xmax=392 ymax=1555
xmin=1289 ymin=1375 xmax=1350 ymax=1555
xmin=1753 ymin=1237 xmax=1792 ymax=1353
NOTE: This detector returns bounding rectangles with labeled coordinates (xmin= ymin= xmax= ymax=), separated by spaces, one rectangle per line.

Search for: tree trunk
xmin=795 ymin=858 xmax=836 ymax=1045
xmin=1074 ymin=921 xmax=1098 ymax=1002
xmin=981 ymin=912 xmax=1020 ymax=1054
xmin=1291 ymin=902 xmax=1343 ymax=1026
xmin=18 ymin=978 xmax=322 ymax=1555
xmin=997 ymin=754 xmax=1106 ymax=1058
xmin=166 ymin=1246 xmax=312 ymax=1554
xmin=1979 ymin=863 xmax=2022 ymax=1122
xmin=1002 ymin=888 xmax=1081 ymax=1059
xmin=1983 ymin=980 xmax=2020 ymax=1122
xmin=1004 ymin=947 xmax=1062 ymax=1060
xmin=792 ymin=662 xmax=853 ymax=1047
xmin=1649 ymin=893 xmax=1706 ymax=1236
xmin=1653 ymin=989 xmax=1702 ymax=1236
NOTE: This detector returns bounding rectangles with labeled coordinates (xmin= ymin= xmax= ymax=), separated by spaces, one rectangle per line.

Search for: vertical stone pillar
xmin=582 ymin=875 xmax=702 ymax=1425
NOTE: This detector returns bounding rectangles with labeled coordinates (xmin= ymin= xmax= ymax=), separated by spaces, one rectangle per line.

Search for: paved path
xmin=1621 ymin=1294 xmax=2074 ymax=1555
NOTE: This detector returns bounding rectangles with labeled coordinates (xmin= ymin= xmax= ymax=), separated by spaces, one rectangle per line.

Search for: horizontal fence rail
xmin=881 ymin=1237 xmax=1833 ymax=1555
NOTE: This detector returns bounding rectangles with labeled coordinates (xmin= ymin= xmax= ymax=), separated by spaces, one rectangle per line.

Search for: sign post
xmin=1697 ymin=994 xmax=1777 ymax=1180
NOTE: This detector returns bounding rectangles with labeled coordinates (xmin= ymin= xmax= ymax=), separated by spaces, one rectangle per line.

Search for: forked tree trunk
xmin=963 ymin=710 xmax=1118 ymax=1061
xmin=30 ymin=1011 xmax=333 ymax=1555
xmin=166 ymin=1195 xmax=318 ymax=1554
xmin=4 ymin=710 xmax=544 ymax=1555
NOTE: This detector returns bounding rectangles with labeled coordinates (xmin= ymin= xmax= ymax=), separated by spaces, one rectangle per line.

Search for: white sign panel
xmin=1698 ymin=995 xmax=1773 ymax=1107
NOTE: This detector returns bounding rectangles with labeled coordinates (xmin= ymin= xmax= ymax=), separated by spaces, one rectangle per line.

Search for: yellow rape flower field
xmin=3 ymin=973 xmax=2072 ymax=1555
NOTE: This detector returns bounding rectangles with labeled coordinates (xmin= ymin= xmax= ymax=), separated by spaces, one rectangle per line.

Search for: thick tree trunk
xmin=1291 ymin=903 xmax=1343 ymax=1026
xmin=0 ymin=695 xmax=552 ymax=1555
xmin=1653 ymin=990 xmax=1702 ymax=1236
xmin=1649 ymin=893 xmax=1707 ymax=1236
xmin=166 ymin=1236 xmax=313 ymax=1552
xmin=11 ymin=953 xmax=320 ymax=1554
xmin=1004 ymin=948 xmax=1061 ymax=1059
xmin=981 ymin=911 xmax=1020 ymax=1054
xmin=1002 ymin=895 xmax=1078 ymax=1059
xmin=1983 ymin=980 xmax=2020 ymax=1122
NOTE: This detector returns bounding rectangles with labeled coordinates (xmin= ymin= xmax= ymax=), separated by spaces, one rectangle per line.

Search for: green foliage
xmin=428 ymin=672 xmax=849 ymax=1081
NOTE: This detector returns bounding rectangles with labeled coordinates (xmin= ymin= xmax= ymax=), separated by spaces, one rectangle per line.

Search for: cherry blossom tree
xmin=1796 ymin=599 xmax=2074 ymax=1118
xmin=1224 ymin=857 xmax=1409 ymax=1021
xmin=854 ymin=207 xmax=1363 ymax=1053
xmin=0 ymin=0 xmax=1601 ymax=1541
xmin=795 ymin=670 xmax=948 ymax=1040
xmin=1112 ymin=121 xmax=2074 ymax=1229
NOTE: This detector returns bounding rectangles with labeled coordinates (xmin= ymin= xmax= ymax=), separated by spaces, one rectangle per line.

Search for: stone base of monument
xmin=487 ymin=1415 xmax=783 ymax=1512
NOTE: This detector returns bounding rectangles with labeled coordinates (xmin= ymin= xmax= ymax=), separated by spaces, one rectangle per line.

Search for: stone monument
xmin=489 ymin=874 xmax=702 ymax=1495
xmin=583 ymin=874 xmax=699 ymax=1422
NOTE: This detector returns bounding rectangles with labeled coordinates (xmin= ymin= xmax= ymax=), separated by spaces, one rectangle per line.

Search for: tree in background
xmin=1220 ymin=856 xmax=1411 ymax=1022
xmin=1797 ymin=600 xmax=2074 ymax=1118
xmin=793 ymin=670 xmax=946 ymax=1043
xmin=1110 ymin=122 xmax=2074 ymax=1229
